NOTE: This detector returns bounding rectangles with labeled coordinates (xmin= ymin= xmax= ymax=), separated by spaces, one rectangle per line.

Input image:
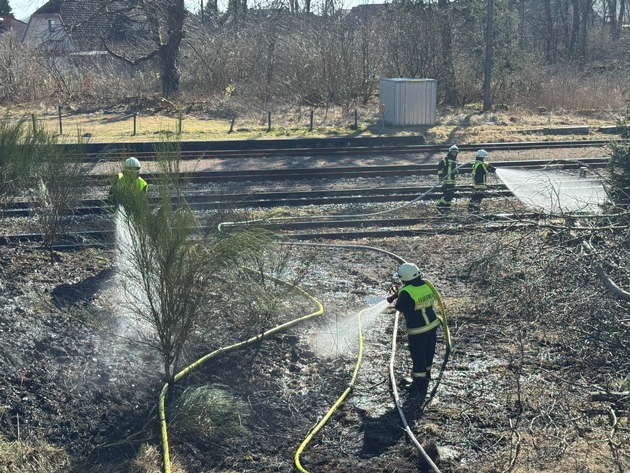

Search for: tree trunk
xmin=570 ymin=0 xmax=580 ymax=57
xmin=161 ymin=0 xmax=186 ymax=98
xmin=579 ymin=0 xmax=591 ymax=57
xmin=518 ymin=0 xmax=526 ymax=49
xmin=483 ymin=0 xmax=494 ymax=112
xmin=615 ymin=0 xmax=625 ymax=40
xmin=543 ymin=0 xmax=555 ymax=62
xmin=607 ymin=0 xmax=617 ymax=38
xmin=438 ymin=0 xmax=458 ymax=105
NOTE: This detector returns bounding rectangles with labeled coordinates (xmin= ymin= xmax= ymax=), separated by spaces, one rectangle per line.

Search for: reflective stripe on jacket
xmin=437 ymin=155 xmax=458 ymax=184
xmin=118 ymin=172 xmax=148 ymax=192
xmin=398 ymin=282 xmax=440 ymax=335
xmin=472 ymin=161 xmax=489 ymax=189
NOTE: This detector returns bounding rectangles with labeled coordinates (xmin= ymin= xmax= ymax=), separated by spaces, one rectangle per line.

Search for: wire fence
xmin=0 ymin=106 xmax=385 ymax=142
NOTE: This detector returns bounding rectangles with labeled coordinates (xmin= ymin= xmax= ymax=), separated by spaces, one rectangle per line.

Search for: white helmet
xmin=124 ymin=157 xmax=141 ymax=171
xmin=449 ymin=145 xmax=459 ymax=153
xmin=397 ymin=263 xmax=422 ymax=282
xmin=476 ymin=149 xmax=488 ymax=160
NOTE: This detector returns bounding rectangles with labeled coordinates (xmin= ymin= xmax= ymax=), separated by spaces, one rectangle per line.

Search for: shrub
xmin=606 ymin=141 xmax=630 ymax=208
xmin=170 ymin=385 xmax=252 ymax=443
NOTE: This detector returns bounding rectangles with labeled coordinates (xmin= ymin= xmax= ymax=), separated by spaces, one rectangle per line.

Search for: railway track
xmin=0 ymin=213 xmax=547 ymax=249
xmin=75 ymin=138 xmax=615 ymax=161
xmin=88 ymin=157 xmax=608 ymax=184
xmin=2 ymin=185 xmax=511 ymax=217
xmin=4 ymin=156 xmax=606 ymax=217
xmin=1 ymin=151 xmax=609 ymax=247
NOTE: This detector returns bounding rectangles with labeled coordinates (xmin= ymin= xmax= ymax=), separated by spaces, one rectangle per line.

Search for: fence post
xmin=229 ymin=115 xmax=235 ymax=134
xmin=309 ymin=110 xmax=314 ymax=131
xmin=133 ymin=112 xmax=137 ymax=136
xmin=177 ymin=111 xmax=182 ymax=135
xmin=354 ymin=108 xmax=358 ymax=129
xmin=57 ymin=105 xmax=63 ymax=135
xmin=31 ymin=114 xmax=37 ymax=132
xmin=267 ymin=111 xmax=271 ymax=132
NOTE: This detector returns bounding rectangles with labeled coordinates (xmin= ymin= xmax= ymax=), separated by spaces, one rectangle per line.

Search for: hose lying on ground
xmin=159 ymin=281 xmax=324 ymax=473
xmin=294 ymin=305 xmax=370 ymax=473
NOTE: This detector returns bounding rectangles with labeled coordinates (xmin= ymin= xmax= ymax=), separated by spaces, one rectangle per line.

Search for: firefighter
xmin=437 ymin=144 xmax=459 ymax=212
xmin=468 ymin=149 xmax=496 ymax=213
xmin=387 ymin=262 xmax=441 ymax=399
xmin=109 ymin=157 xmax=148 ymax=213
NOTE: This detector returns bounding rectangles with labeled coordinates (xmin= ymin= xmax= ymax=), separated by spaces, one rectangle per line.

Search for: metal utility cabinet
xmin=379 ymin=78 xmax=437 ymax=126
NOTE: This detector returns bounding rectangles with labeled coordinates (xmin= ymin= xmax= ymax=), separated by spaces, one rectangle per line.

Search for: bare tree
xmin=97 ymin=0 xmax=187 ymax=98
xmin=115 ymin=143 xmax=272 ymax=389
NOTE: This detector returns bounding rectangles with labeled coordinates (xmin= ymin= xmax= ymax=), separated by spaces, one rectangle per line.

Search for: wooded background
xmin=0 ymin=0 xmax=627 ymax=113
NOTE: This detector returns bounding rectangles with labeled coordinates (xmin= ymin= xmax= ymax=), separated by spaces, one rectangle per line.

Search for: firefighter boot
xmin=399 ymin=377 xmax=414 ymax=389
xmin=409 ymin=379 xmax=429 ymax=400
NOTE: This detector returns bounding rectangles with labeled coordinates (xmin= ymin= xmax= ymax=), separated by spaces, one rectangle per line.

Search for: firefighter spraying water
xmin=386 ymin=262 xmax=443 ymax=401
xmin=468 ymin=149 xmax=496 ymax=212
xmin=109 ymin=157 xmax=148 ymax=213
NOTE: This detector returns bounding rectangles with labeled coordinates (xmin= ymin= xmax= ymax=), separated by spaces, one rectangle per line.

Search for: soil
xmin=0 ymin=144 xmax=628 ymax=473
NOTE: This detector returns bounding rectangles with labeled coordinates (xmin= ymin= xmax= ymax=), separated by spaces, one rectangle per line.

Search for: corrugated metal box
xmin=379 ymin=78 xmax=437 ymax=126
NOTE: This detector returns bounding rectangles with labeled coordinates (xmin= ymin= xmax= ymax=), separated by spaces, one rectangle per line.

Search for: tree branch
xmin=102 ymin=40 xmax=162 ymax=66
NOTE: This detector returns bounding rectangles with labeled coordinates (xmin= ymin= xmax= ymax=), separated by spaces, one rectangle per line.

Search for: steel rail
xmin=72 ymin=138 xmax=616 ymax=162
xmin=88 ymin=157 xmax=608 ymax=184
xmin=0 ymin=215 xmax=542 ymax=249
xmin=1 ymin=186 xmax=513 ymax=217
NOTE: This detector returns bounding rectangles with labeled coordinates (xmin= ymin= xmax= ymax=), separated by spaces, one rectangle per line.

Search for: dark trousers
xmin=407 ymin=328 xmax=437 ymax=380
xmin=469 ymin=189 xmax=486 ymax=212
xmin=437 ymin=184 xmax=455 ymax=210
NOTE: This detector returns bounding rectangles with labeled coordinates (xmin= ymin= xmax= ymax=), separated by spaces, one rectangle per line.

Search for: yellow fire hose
xmin=155 ymin=260 xmax=450 ymax=472
xmin=424 ymin=279 xmax=451 ymax=349
xmin=294 ymin=305 xmax=372 ymax=473
xmin=285 ymin=244 xmax=451 ymax=471
xmin=154 ymin=156 xmax=465 ymax=472
xmin=159 ymin=283 xmax=324 ymax=473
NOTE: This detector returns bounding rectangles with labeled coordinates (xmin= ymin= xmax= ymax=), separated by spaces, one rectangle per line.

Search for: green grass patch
xmin=170 ymin=385 xmax=253 ymax=443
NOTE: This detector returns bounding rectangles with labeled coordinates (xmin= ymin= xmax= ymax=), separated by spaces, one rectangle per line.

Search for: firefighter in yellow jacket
xmin=387 ymin=262 xmax=441 ymax=399
xmin=468 ymin=149 xmax=496 ymax=212
xmin=436 ymin=144 xmax=459 ymax=212
xmin=109 ymin=157 xmax=148 ymax=213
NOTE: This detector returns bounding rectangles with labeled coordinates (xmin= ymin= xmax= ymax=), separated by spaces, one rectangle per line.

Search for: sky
xmin=9 ymin=0 xmax=370 ymax=22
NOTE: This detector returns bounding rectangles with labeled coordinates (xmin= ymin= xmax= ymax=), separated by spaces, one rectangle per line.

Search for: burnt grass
xmin=0 ymin=203 xmax=629 ymax=473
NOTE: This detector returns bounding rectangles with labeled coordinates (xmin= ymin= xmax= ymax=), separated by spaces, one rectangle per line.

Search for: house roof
xmin=345 ymin=3 xmax=388 ymax=26
xmin=34 ymin=0 xmax=63 ymax=15
xmin=33 ymin=0 xmax=131 ymax=51
xmin=0 ymin=16 xmax=28 ymax=38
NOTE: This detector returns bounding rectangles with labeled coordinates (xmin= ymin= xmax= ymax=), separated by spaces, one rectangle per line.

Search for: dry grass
xmin=0 ymin=106 xmax=623 ymax=145
xmin=129 ymin=444 xmax=187 ymax=473
xmin=0 ymin=435 xmax=70 ymax=473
